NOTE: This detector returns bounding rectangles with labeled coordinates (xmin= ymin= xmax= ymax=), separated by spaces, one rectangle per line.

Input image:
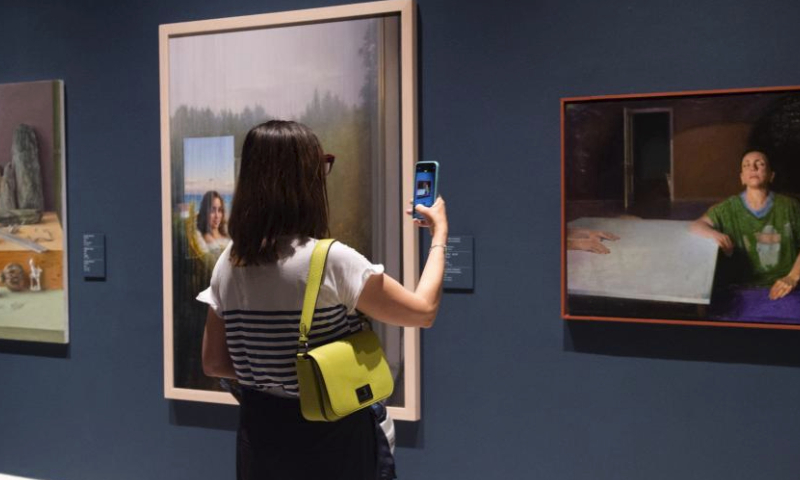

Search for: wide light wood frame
xmin=159 ymin=0 xmax=421 ymax=420
xmin=561 ymin=85 xmax=800 ymax=330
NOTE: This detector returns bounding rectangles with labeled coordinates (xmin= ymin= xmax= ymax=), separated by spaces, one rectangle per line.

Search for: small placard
xmin=443 ymin=236 xmax=473 ymax=290
xmin=83 ymin=233 xmax=106 ymax=280
xmin=425 ymin=235 xmax=474 ymax=291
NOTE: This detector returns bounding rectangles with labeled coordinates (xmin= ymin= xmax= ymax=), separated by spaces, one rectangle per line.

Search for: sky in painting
xmin=183 ymin=136 xmax=235 ymax=195
xmin=169 ymin=18 xmax=372 ymax=118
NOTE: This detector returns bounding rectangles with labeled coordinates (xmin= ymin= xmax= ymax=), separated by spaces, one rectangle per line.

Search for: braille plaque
xmin=83 ymin=233 xmax=106 ymax=280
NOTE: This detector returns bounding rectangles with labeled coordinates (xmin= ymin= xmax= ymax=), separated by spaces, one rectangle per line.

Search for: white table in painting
xmin=567 ymin=218 xmax=719 ymax=305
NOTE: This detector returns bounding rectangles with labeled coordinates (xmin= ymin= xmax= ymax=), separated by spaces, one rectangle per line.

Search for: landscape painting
xmin=562 ymin=86 xmax=800 ymax=329
xmin=160 ymin=1 xmax=421 ymax=420
xmin=0 ymin=80 xmax=68 ymax=343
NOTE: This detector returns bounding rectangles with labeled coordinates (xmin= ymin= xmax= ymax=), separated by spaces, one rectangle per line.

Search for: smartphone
xmin=413 ymin=161 xmax=439 ymax=220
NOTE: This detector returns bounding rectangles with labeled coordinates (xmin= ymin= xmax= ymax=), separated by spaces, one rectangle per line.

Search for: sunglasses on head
xmin=323 ymin=154 xmax=335 ymax=175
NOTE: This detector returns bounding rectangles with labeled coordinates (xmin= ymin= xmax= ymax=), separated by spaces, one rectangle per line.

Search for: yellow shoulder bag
xmin=296 ymin=239 xmax=394 ymax=422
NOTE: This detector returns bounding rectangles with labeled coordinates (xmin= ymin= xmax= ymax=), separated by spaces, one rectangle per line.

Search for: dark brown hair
xmin=227 ymin=120 xmax=329 ymax=264
xmin=196 ymin=190 xmax=228 ymax=236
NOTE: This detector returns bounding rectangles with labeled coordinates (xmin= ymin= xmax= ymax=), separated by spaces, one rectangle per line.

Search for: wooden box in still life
xmin=0 ymin=80 xmax=68 ymax=343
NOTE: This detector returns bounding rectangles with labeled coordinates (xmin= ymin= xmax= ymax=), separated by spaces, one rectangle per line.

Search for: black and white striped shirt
xmin=223 ymin=304 xmax=363 ymax=394
xmin=198 ymin=237 xmax=384 ymax=397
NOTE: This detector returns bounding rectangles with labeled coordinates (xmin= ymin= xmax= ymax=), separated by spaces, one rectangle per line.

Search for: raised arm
xmin=690 ymin=214 xmax=734 ymax=256
xmin=357 ymin=197 xmax=448 ymax=329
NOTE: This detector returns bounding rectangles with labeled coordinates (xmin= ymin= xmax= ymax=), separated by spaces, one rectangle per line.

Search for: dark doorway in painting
xmin=625 ymin=109 xmax=672 ymax=218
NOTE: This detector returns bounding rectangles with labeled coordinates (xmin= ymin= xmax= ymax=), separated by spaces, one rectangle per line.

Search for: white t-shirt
xmin=197 ymin=237 xmax=384 ymax=397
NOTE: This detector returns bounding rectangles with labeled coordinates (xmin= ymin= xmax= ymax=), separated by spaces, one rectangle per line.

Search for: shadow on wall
xmin=564 ymin=320 xmax=800 ymax=367
xmin=170 ymin=400 xmax=239 ymax=432
xmin=169 ymin=398 xmax=425 ymax=449
xmin=0 ymin=338 xmax=69 ymax=358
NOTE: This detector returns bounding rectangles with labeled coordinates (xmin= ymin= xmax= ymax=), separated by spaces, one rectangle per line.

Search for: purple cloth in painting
xmin=709 ymin=287 xmax=800 ymax=324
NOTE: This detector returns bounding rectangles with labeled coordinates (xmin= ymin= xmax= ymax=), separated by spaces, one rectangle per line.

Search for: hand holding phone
xmin=408 ymin=161 xmax=447 ymax=239
xmin=411 ymin=195 xmax=447 ymax=236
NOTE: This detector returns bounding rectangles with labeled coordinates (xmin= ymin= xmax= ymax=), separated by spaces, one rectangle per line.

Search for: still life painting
xmin=0 ymin=80 xmax=68 ymax=343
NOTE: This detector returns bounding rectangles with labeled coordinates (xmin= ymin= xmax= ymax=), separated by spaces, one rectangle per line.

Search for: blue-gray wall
xmin=2 ymin=0 xmax=800 ymax=479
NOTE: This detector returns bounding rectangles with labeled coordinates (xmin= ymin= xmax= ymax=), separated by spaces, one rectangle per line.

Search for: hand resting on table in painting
xmin=768 ymin=237 xmax=800 ymax=300
xmin=769 ymin=274 xmax=799 ymax=300
xmin=566 ymin=228 xmax=619 ymax=254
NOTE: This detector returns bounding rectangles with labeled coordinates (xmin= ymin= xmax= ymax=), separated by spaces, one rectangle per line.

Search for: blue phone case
xmin=413 ymin=161 xmax=439 ymax=220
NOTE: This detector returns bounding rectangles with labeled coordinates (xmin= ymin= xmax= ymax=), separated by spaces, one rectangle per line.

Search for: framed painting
xmin=561 ymin=86 xmax=800 ymax=329
xmin=0 ymin=80 xmax=68 ymax=343
xmin=159 ymin=0 xmax=421 ymax=419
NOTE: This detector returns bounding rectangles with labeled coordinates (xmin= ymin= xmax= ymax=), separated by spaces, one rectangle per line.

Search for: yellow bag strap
xmin=298 ymin=239 xmax=336 ymax=347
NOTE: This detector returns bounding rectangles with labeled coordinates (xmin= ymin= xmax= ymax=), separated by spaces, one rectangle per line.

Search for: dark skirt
xmin=237 ymin=387 xmax=377 ymax=480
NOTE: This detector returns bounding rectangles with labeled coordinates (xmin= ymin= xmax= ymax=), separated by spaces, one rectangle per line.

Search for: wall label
xmin=83 ymin=233 xmax=106 ymax=280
